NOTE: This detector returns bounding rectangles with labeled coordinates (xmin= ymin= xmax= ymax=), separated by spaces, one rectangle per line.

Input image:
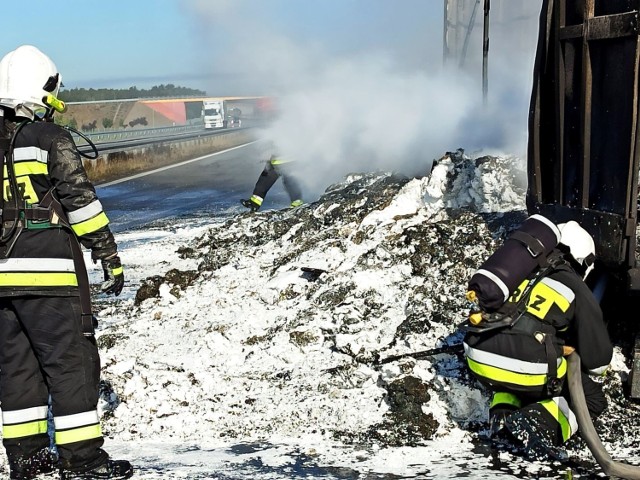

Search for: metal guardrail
xmin=71 ymin=123 xmax=204 ymax=147
xmin=74 ymin=124 xmax=252 ymax=156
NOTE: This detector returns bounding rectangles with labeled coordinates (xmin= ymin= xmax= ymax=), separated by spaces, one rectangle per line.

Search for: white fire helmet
xmin=0 ymin=45 xmax=62 ymax=120
xmin=558 ymin=220 xmax=596 ymax=279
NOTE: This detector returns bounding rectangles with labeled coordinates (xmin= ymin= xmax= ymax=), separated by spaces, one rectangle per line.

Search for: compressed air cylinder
xmin=467 ymin=214 xmax=560 ymax=312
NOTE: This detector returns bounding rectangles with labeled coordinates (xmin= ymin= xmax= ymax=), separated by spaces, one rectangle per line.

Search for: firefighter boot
xmin=9 ymin=447 xmax=56 ymax=480
xmin=241 ymin=199 xmax=259 ymax=212
xmin=488 ymin=407 xmax=513 ymax=440
xmin=487 ymin=407 xmax=525 ymax=455
xmin=504 ymin=408 xmax=568 ymax=461
xmin=60 ymin=458 xmax=133 ymax=479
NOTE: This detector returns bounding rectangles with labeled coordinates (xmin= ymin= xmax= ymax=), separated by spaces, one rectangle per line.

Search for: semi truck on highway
xmin=202 ymin=99 xmax=243 ymax=129
xmin=202 ymin=100 xmax=225 ymax=129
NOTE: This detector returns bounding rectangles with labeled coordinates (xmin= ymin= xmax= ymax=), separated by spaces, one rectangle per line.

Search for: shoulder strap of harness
xmin=0 ymin=143 xmax=6 ymax=226
xmin=39 ymin=189 xmax=96 ymax=336
xmin=0 ymin=119 xmax=32 ymax=255
xmin=0 ymin=110 xmax=9 ymax=243
xmin=544 ymin=332 xmax=562 ymax=395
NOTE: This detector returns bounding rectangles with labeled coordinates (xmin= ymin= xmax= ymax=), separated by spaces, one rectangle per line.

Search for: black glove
xmin=101 ymin=255 xmax=124 ymax=296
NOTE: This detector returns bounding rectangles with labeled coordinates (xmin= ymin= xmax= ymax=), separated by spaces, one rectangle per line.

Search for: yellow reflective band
xmin=249 ymin=195 xmax=263 ymax=206
xmin=0 ymin=272 xmax=78 ymax=287
xmin=11 ymin=162 xmax=49 ymax=177
xmin=468 ymin=358 xmax=547 ymax=386
xmin=71 ymin=212 xmax=109 ymax=237
xmin=67 ymin=201 xmax=104 ymax=225
xmin=55 ymin=424 xmax=102 ymax=445
xmin=467 ymin=357 xmax=566 ymax=387
xmin=112 ymin=266 xmax=123 ymax=276
xmin=540 ymin=399 xmax=572 ymax=441
xmin=3 ymin=420 xmax=48 ymax=439
xmin=2 ymin=177 xmax=41 ymax=204
xmin=524 ymin=283 xmax=571 ymax=320
xmin=491 ymin=392 xmax=522 ymax=409
xmin=270 ymin=158 xmax=294 ymax=165
xmin=537 ymin=280 xmax=571 ymax=311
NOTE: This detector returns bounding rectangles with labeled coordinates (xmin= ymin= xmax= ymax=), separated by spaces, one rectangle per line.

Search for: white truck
xmin=202 ymin=99 xmax=225 ymax=129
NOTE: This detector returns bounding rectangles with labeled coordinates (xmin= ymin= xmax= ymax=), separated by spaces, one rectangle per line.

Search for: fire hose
xmin=567 ymin=351 xmax=640 ymax=479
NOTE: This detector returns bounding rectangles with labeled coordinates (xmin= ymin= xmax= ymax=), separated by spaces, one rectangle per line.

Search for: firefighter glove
xmin=101 ymin=254 xmax=124 ymax=296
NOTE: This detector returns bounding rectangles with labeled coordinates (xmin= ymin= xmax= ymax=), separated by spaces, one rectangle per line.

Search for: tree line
xmin=59 ymin=84 xmax=206 ymax=102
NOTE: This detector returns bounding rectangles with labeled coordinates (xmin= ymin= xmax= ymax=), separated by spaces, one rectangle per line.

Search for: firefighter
xmin=241 ymin=153 xmax=304 ymax=212
xmin=463 ymin=220 xmax=613 ymax=460
xmin=0 ymin=45 xmax=132 ymax=479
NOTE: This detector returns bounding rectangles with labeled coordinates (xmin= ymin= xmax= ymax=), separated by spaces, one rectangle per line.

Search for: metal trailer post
xmin=527 ymin=0 xmax=640 ymax=398
xmin=482 ymin=0 xmax=490 ymax=104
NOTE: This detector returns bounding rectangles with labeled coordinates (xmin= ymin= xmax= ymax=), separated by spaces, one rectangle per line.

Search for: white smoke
xmin=184 ymin=0 xmax=542 ymax=200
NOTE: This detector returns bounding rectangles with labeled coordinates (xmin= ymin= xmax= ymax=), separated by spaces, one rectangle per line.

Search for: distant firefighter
xmin=241 ymin=153 xmax=304 ymax=212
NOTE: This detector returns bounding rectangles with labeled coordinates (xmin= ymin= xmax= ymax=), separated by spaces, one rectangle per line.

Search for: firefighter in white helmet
xmin=0 ymin=45 xmax=132 ymax=479
xmin=463 ymin=220 xmax=613 ymax=461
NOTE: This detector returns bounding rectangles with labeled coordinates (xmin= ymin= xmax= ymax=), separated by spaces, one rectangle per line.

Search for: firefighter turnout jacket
xmin=0 ymin=119 xmax=117 ymax=295
xmin=463 ymin=258 xmax=613 ymax=443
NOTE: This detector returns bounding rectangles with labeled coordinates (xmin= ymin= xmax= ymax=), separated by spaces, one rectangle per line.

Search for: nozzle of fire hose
xmin=465 ymin=290 xmax=477 ymax=303
xmin=43 ymin=94 xmax=66 ymax=113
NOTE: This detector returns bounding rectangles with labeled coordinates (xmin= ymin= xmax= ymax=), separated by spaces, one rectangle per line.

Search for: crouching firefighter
xmin=460 ymin=217 xmax=613 ymax=460
xmin=0 ymin=45 xmax=132 ymax=479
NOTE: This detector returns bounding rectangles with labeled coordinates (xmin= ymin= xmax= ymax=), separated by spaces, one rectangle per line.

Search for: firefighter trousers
xmin=491 ymin=372 xmax=607 ymax=446
xmin=253 ymin=162 xmax=302 ymax=203
xmin=0 ymin=295 xmax=106 ymax=469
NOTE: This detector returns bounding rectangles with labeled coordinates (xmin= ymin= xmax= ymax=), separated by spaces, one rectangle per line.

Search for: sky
xmin=2 ymin=147 xmax=636 ymax=478
xmin=4 ymin=0 xmax=449 ymax=93
xmin=4 ymin=1 xmax=542 ymax=170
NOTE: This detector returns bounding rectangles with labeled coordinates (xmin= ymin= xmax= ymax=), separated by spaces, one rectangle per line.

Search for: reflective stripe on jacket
xmin=269 ymin=155 xmax=295 ymax=165
xmin=464 ymin=342 xmax=567 ymax=391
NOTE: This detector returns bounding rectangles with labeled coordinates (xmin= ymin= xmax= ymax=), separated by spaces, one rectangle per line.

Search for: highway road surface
xmin=96 ymin=141 xmax=291 ymax=233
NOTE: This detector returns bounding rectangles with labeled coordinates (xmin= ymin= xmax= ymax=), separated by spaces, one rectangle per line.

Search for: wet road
xmin=96 ymin=142 xmax=292 ymax=234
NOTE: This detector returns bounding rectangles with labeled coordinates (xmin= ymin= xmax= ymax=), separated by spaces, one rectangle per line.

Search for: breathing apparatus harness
xmin=460 ymin=249 xmax=567 ymax=396
xmin=0 ymin=99 xmax=99 ymax=336
xmin=0 ymin=110 xmax=29 ymax=252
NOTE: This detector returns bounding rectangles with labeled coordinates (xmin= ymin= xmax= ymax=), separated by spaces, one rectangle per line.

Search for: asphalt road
xmin=96 ymin=141 xmax=291 ymax=233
